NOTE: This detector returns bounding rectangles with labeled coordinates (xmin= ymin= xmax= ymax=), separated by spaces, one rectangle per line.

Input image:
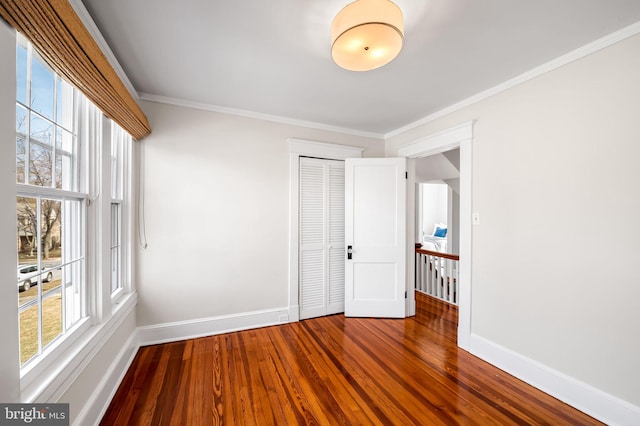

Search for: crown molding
xmin=138 ymin=93 xmax=385 ymax=140
xmin=385 ymin=20 xmax=640 ymax=139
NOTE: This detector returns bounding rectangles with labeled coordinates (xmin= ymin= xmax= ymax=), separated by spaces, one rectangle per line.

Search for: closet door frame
xmin=288 ymin=139 xmax=363 ymax=322
xmin=299 ymin=157 xmax=345 ymax=320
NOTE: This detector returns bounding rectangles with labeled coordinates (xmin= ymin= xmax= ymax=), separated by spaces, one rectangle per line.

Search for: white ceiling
xmin=81 ymin=0 xmax=640 ymax=137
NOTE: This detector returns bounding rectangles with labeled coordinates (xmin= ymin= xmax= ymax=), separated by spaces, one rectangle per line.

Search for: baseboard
xmin=72 ymin=330 xmax=139 ymax=426
xmin=288 ymin=304 xmax=300 ymax=322
xmin=457 ymin=327 xmax=470 ymax=351
xmin=469 ymin=334 xmax=640 ymax=426
xmin=137 ymin=306 xmax=292 ymax=346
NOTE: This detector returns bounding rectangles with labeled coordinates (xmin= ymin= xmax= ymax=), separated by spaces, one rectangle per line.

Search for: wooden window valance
xmin=0 ymin=0 xmax=151 ymax=140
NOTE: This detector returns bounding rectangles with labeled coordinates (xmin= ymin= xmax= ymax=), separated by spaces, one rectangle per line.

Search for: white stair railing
xmin=415 ymin=245 xmax=459 ymax=305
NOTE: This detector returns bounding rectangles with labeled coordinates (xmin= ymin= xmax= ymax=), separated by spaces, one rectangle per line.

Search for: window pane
xmin=17 ymin=97 xmax=28 ymax=185
xmin=17 ymin=136 xmax=26 ymax=184
xmin=19 ymin=304 xmax=40 ymax=365
xmin=30 ymin=53 xmax=55 ymax=120
xmin=16 ymin=103 xmax=27 ymax=134
xmin=62 ymin=199 xmax=84 ymax=327
xmin=55 ymin=154 xmax=62 ymax=190
xmin=56 ymin=128 xmax=74 ymax=191
xmin=54 ymin=152 xmax=75 ymax=191
xmin=29 ymin=143 xmax=53 ymax=187
xmin=42 ymin=290 xmax=62 ymax=348
xmin=41 ymin=199 xmax=61 ymax=265
xmin=16 ymin=43 xmax=27 ymax=105
xmin=18 ymin=196 xmax=40 ymax=366
xmin=56 ymin=77 xmax=74 ymax=131
xmin=111 ymin=203 xmax=121 ymax=293
xmin=30 ymin=113 xmax=53 ymax=146
xmin=40 ymin=198 xmax=63 ymax=349
xmin=56 ymin=126 xmax=73 ymax=153
xmin=17 ymin=197 xmax=37 ymax=264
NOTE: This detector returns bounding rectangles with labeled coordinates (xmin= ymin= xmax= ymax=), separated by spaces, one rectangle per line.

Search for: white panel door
xmin=345 ymin=158 xmax=407 ymax=318
xmin=299 ymin=157 xmax=345 ymax=320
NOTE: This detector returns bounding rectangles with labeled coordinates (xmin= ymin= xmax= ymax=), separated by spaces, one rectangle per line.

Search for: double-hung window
xmin=110 ymin=122 xmax=132 ymax=300
xmin=15 ymin=34 xmax=135 ymax=375
xmin=16 ymin=38 xmax=85 ymax=366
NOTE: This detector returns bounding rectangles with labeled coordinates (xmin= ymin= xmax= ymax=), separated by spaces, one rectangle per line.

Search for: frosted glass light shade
xmin=331 ymin=0 xmax=404 ymax=71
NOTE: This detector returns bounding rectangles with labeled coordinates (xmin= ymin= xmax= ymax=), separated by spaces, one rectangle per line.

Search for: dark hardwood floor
xmin=101 ymin=293 xmax=601 ymax=425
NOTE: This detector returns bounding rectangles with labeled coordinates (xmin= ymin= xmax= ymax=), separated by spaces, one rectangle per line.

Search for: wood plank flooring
xmin=100 ymin=293 xmax=601 ymax=425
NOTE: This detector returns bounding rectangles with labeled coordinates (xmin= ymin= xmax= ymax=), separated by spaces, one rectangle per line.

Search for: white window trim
xmin=14 ymin=37 xmax=138 ymax=402
xmin=18 ymin=111 xmax=137 ymax=401
xmin=19 ymin=114 xmax=137 ymax=401
xmin=110 ymin=122 xmax=133 ymax=303
xmin=110 ymin=201 xmax=123 ymax=300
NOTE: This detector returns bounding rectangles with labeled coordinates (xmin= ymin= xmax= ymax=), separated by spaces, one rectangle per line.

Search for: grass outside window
xmin=19 ymin=277 xmax=63 ymax=365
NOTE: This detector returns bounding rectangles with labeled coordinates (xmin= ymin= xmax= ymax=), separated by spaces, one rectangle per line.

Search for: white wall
xmin=0 ymin=19 xmax=21 ymax=403
xmin=136 ymin=101 xmax=384 ymax=327
xmin=421 ymin=183 xmax=448 ymax=237
xmin=387 ymin=33 xmax=640 ymax=410
xmin=448 ymin=188 xmax=460 ymax=254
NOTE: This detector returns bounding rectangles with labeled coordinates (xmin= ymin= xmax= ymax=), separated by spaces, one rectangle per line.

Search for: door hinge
xmin=405 ymin=291 xmax=407 ymax=299
xmin=405 ymin=171 xmax=408 ymax=179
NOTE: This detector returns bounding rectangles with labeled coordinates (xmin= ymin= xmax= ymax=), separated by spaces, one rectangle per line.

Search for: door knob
xmin=347 ymin=245 xmax=353 ymax=260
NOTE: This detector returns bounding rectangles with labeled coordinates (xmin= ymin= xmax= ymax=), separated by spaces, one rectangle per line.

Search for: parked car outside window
xmin=17 ymin=264 xmax=53 ymax=292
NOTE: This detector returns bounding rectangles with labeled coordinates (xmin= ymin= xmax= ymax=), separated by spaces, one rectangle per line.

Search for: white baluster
xmin=417 ymin=253 xmax=422 ymax=292
xmin=453 ymin=260 xmax=458 ymax=304
xmin=414 ymin=249 xmax=460 ymax=305
xmin=446 ymin=259 xmax=453 ymax=302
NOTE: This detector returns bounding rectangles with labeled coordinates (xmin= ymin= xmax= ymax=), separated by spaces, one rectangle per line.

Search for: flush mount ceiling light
xmin=331 ymin=0 xmax=404 ymax=72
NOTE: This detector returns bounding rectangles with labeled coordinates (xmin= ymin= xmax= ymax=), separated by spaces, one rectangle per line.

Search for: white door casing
xmin=397 ymin=121 xmax=473 ymax=349
xmin=345 ymin=157 xmax=407 ymax=318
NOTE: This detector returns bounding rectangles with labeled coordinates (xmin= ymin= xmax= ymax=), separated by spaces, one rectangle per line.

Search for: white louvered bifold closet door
xmin=299 ymin=157 xmax=345 ymax=320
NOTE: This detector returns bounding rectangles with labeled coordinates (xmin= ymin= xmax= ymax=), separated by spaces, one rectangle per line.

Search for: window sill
xmin=20 ymin=291 xmax=137 ymax=403
xmin=111 ymin=287 xmax=125 ymax=304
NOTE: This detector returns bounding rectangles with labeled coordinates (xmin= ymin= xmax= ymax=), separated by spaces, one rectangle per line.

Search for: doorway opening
xmin=399 ymin=122 xmax=473 ymax=350
xmin=416 ymin=149 xmax=460 ymax=254
xmin=414 ymin=150 xmax=460 ymax=306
